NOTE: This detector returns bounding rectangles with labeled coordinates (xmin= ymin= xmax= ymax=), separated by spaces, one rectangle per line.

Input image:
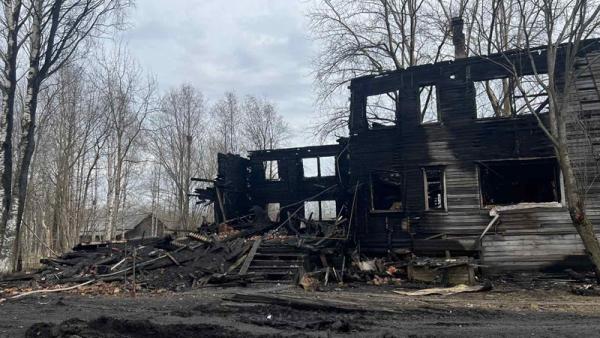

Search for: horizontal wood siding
xmin=350 ymin=42 xmax=600 ymax=271
xmin=480 ymin=51 xmax=600 ymax=272
xmin=481 ymin=233 xmax=594 ymax=273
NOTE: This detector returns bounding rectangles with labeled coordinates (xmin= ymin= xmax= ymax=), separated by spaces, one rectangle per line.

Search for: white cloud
xmin=122 ymin=0 xmax=327 ymax=146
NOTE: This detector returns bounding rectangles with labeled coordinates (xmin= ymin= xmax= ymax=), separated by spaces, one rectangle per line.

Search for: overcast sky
xmin=123 ymin=0 xmax=323 ymax=147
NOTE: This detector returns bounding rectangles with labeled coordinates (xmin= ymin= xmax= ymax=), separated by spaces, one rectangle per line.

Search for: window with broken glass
xmin=370 ymin=171 xmax=404 ymax=212
xmin=423 ymin=168 xmax=445 ymax=210
xmin=366 ymin=91 xmax=398 ymax=128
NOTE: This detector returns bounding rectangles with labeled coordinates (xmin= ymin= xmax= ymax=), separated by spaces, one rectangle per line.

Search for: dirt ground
xmin=2 ymin=282 xmax=600 ymax=337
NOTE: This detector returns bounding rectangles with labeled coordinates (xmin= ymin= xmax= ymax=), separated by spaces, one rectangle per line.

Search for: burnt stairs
xmin=242 ymin=239 xmax=308 ymax=283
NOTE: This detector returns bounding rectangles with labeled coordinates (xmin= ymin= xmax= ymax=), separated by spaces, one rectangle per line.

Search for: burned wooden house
xmin=198 ymin=35 xmax=600 ymax=274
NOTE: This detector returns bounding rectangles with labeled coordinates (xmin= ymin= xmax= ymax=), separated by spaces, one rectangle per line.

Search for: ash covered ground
xmin=2 ymin=283 xmax=600 ymax=337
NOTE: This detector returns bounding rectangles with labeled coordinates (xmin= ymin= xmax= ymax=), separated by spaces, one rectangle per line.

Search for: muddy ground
xmin=2 ymin=283 xmax=600 ymax=337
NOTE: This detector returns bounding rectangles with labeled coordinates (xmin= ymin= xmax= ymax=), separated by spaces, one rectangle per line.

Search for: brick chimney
xmin=451 ymin=17 xmax=466 ymax=59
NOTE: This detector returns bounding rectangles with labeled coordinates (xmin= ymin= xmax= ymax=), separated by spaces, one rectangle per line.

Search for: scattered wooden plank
xmin=239 ymin=238 xmax=262 ymax=275
xmin=0 ymin=280 xmax=96 ymax=304
xmin=393 ymin=282 xmax=492 ymax=296
xmin=165 ymin=252 xmax=181 ymax=266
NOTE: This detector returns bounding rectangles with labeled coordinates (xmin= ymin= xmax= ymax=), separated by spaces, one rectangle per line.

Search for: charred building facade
xmin=200 ymin=39 xmax=600 ymax=274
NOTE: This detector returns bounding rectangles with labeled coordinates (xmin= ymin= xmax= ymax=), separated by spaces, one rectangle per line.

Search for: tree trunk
xmin=105 ymin=145 xmax=114 ymax=240
xmin=11 ymin=1 xmax=42 ymax=271
xmin=558 ymin=146 xmax=600 ymax=280
xmin=0 ymin=0 xmax=22 ymax=255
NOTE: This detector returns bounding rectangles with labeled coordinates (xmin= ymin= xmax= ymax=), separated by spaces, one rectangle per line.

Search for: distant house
xmin=79 ymin=212 xmax=166 ymax=243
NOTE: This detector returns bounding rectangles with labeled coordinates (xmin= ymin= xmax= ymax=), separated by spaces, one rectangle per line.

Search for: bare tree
xmin=210 ymin=92 xmax=245 ymax=156
xmin=309 ymin=0 xmax=451 ymax=137
xmin=94 ymin=44 xmax=155 ymax=241
xmin=241 ymin=95 xmax=289 ymax=181
xmin=151 ymin=84 xmax=206 ymax=230
xmin=48 ymin=65 xmax=106 ymax=252
xmin=9 ymin=0 xmax=131 ymax=270
xmin=242 ymin=95 xmax=289 ymax=151
xmin=14 ymin=62 xmax=107 ymax=265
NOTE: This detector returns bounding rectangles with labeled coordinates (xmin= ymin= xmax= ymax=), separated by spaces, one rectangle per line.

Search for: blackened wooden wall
xmin=246 ymin=144 xmax=347 ymax=219
xmin=347 ymin=41 xmax=600 ymax=266
xmin=481 ymin=50 xmax=600 ymax=273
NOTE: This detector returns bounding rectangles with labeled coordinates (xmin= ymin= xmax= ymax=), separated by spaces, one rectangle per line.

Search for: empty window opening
xmin=320 ymin=156 xmax=336 ymax=177
xmin=303 ymin=156 xmax=336 ymax=178
xmin=475 ymin=74 xmax=549 ymax=118
xmin=304 ymin=200 xmax=337 ymax=221
xmin=371 ymin=171 xmax=404 ymax=212
xmin=419 ymin=85 xmax=439 ymax=124
xmin=475 ymin=78 xmax=512 ymax=118
xmin=424 ymin=168 xmax=445 ymax=210
xmin=514 ymin=74 xmax=549 ymax=115
xmin=367 ymin=92 xmax=398 ymax=128
xmin=479 ymin=159 xmax=560 ymax=206
xmin=304 ymin=201 xmax=320 ymax=220
xmin=263 ymin=160 xmax=279 ymax=181
xmin=266 ymin=202 xmax=281 ymax=222
xmin=302 ymin=158 xmax=319 ymax=178
xmin=321 ymin=200 xmax=337 ymax=220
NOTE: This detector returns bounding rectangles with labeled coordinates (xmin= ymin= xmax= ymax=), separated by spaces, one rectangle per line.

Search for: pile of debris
xmin=346 ymin=252 xmax=478 ymax=287
xmin=1 ymin=212 xmax=348 ymax=297
xmin=5 ymin=235 xmax=254 ymax=292
xmin=0 ymin=206 xmax=491 ymax=300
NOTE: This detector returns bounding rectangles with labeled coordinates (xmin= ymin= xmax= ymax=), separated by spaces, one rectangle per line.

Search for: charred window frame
xmin=474 ymin=74 xmax=549 ymax=119
xmin=302 ymin=156 xmax=336 ymax=179
xmin=263 ymin=160 xmax=280 ymax=181
xmin=370 ymin=171 xmax=405 ymax=213
xmin=419 ymin=85 xmax=440 ymax=124
xmin=423 ymin=167 xmax=446 ymax=211
xmin=366 ymin=91 xmax=399 ymax=129
xmin=513 ymin=74 xmax=549 ymax=115
xmin=478 ymin=159 xmax=561 ymax=207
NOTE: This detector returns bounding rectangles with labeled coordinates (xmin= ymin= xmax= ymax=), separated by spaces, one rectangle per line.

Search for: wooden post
xmin=215 ymin=186 xmax=227 ymax=222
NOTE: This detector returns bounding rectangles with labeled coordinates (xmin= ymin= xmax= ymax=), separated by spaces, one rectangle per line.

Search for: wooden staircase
xmin=240 ymin=239 xmax=308 ymax=283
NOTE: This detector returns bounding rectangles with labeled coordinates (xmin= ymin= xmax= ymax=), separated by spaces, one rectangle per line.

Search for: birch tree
xmin=0 ymin=0 xmax=25 ymax=259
